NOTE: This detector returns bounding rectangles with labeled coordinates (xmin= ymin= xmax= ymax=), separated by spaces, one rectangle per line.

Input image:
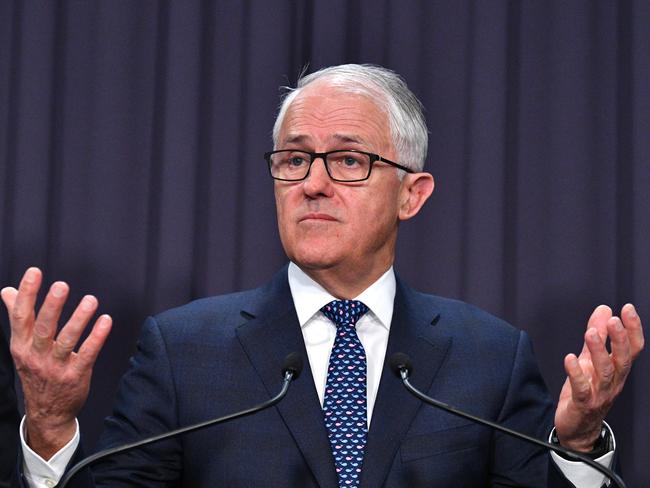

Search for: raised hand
xmin=1 ymin=267 xmax=112 ymax=460
xmin=554 ymin=304 xmax=644 ymax=451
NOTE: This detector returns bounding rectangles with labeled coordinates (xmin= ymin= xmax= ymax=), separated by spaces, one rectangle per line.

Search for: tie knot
xmin=321 ymin=300 xmax=369 ymax=328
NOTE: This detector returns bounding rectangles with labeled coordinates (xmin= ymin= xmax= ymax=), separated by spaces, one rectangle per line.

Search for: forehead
xmin=278 ymin=84 xmax=392 ymax=152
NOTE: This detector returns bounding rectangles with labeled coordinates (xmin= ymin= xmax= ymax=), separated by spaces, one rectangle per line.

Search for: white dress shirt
xmin=288 ymin=261 xmax=394 ymax=426
xmin=21 ymin=263 xmax=614 ymax=487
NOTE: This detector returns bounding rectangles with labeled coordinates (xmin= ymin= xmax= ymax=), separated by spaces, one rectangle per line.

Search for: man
xmin=0 ymin=326 xmax=20 ymax=487
xmin=1 ymin=64 xmax=644 ymax=487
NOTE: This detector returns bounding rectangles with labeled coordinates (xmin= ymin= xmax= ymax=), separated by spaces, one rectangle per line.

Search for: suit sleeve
xmin=489 ymin=331 xmax=575 ymax=488
xmin=71 ymin=316 xmax=184 ymax=487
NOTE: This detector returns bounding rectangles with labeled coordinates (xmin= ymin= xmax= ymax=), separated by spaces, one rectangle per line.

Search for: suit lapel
xmin=360 ymin=278 xmax=452 ymax=488
xmin=235 ymin=268 xmax=339 ymax=488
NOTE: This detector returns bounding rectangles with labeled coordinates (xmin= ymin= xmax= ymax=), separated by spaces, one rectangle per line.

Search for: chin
xmin=291 ymin=254 xmax=338 ymax=271
xmin=287 ymin=244 xmax=342 ymax=271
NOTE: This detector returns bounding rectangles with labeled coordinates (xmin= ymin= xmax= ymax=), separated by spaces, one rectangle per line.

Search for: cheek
xmin=274 ymin=186 xmax=290 ymax=215
xmin=274 ymin=188 xmax=299 ymax=236
xmin=346 ymin=190 xmax=399 ymax=237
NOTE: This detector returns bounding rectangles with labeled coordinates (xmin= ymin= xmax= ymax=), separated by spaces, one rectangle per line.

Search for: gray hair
xmin=272 ymin=64 xmax=428 ymax=172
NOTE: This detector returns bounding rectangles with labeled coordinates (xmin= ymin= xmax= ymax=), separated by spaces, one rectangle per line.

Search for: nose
xmin=302 ymin=156 xmax=333 ymax=197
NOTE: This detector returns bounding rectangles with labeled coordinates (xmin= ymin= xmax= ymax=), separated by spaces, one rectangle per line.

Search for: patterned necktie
xmin=321 ymin=299 xmax=370 ymax=488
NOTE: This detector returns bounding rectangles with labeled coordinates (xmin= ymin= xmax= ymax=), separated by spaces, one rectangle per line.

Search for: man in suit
xmin=1 ymin=64 xmax=644 ymax=487
xmin=0 ymin=326 xmax=20 ymax=487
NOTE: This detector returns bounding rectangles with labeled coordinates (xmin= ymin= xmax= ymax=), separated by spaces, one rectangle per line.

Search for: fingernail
xmin=24 ymin=268 xmax=37 ymax=284
xmin=588 ymin=328 xmax=599 ymax=340
xmin=615 ymin=320 xmax=624 ymax=331
xmin=81 ymin=296 xmax=95 ymax=311
xmin=98 ymin=315 xmax=111 ymax=330
xmin=629 ymin=305 xmax=637 ymax=318
xmin=51 ymin=283 xmax=66 ymax=298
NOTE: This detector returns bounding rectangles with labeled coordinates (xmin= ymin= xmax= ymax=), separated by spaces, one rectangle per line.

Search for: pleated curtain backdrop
xmin=0 ymin=1 xmax=648 ymax=485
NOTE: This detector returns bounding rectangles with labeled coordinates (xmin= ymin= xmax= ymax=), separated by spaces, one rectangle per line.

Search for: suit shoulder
xmin=410 ymin=289 xmax=523 ymax=346
xmin=146 ymin=288 xmax=261 ymax=339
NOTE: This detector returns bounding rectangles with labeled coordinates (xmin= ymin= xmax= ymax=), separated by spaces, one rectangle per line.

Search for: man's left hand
xmin=554 ymin=303 xmax=644 ymax=452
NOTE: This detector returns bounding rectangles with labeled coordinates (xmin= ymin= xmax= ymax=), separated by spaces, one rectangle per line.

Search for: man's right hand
xmin=1 ymin=267 xmax=111 ymax=460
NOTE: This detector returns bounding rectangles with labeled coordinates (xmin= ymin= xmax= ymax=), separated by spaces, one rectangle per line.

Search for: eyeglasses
xmin=264 ymin=149 xmax=414 ymax=182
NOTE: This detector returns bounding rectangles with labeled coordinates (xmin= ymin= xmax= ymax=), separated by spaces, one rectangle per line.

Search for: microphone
xmin=57 ymin=353 xmax=303 ymax=488
xmin=388 ymin=353 xmax=626 ymax=488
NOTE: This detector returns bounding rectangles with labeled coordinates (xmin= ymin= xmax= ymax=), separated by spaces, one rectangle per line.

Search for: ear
xmin=398 ymin=172 xmax=435 ymax=221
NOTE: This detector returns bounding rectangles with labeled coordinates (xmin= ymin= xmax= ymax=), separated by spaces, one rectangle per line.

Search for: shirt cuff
xmin=549 ymin=421 xmax=616 ymax=488
xmin=20 ymin=416 xmax=80 ymax=488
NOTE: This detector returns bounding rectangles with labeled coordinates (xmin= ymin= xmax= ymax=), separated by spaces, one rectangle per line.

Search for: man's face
xmin=274 ymin=83 xmax=405 ymax=282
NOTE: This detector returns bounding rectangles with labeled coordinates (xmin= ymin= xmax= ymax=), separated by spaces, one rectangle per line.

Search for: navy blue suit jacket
xmin=0 ymin=326 xmax=20 ymax=488
xmin=59 ymin=267 xmax=575 ymax=487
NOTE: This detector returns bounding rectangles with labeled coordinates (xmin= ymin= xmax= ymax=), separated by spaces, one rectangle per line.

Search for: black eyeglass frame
xmin=264 ymin=149 xmax=414 ymax=182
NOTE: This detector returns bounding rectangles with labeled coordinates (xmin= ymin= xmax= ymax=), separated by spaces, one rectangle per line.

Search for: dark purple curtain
xmin=1 ymin=1 xmax=648 ymax=484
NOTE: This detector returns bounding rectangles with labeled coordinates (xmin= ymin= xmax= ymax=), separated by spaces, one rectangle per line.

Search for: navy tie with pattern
xmin=321 ymin=299 xmax=370 ymax=488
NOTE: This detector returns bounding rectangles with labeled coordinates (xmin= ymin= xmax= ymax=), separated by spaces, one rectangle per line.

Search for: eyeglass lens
xmin=268 ymin=151 xmax=371 ymax=181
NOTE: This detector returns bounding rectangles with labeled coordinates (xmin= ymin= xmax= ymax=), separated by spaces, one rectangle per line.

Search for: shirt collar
xmin=287 ymin=261 xmax=396 ymax=331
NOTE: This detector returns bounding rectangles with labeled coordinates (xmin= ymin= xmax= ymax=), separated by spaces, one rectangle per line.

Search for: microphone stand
xmin=57 ymin=358 xmax=301 ymax=488
xmin=396 ymin=365 xmax=626 ymax=488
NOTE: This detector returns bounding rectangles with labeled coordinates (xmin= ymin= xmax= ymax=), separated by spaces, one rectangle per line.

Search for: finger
xmin=32 ymin=281 xmax=69 ymax=353
xmin=52 ymin=295 xmax=98 ymax=361
xmin=75 ymin=315 xmax=112 ymax=371
xmin=564 ymin=353 xmax=592 ymax=404
xmin=6 ymin=268 xmax=42 ymax=341
xmin=0 ymin=286 xmax=18 ymax=312
xmin=586 ymin=304 xmax=612 ymax=342
xmin=577 ymin=305 xmax=612 ymax=357
xmin=608 ymin=317 xmax=632 ymax=377
xmin=585 ymin=327 xmax=615 ymax=388
xmin=0 ymin=287 xmax=19 ymax=345
xmin=621 ymin=303 xmax=645 ymax=359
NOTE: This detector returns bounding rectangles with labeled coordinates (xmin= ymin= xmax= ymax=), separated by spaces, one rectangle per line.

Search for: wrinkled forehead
xmin=274 ymin=79 xmax=389 ymax=140
xmin=278 ymin=82 xmax=392 ymax=148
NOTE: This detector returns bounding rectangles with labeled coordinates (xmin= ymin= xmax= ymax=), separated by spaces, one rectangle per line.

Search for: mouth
xmin=299 ymin=213 xmax=338 ymax=223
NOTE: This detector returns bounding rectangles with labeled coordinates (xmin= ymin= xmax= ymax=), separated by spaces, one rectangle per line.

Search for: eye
xmin=343 ymin=156 xmax=361 ymax=167
xmin=287 ymin=156 xmax=306 ymax=167
xmin=278 ymin=151 xmax=309 ymax=170
xmin=330 ymin=152 xmax=363 ymax=168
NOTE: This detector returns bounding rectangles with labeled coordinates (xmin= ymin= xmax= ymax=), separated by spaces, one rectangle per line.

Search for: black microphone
xmin=57 ymin=353 xmax=303 ymax=488
xmin=388 ymin=353 xmax=626 ymax=488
